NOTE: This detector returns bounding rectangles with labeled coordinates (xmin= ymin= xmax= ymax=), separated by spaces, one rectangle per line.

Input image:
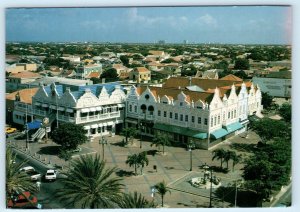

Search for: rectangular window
xmin=164 ymin=111 xmax=167 ymax=117
xmin=185 ymin=115 xmax=188 ymax=122
xmin=228 ymin=112 xmax=230 ymax=119
xmin=204 ymin=118 xmax=208 ymax=125
xmin=211 ymin=118 xmax=213 ymax=127
xmin=129 ymin=105 xmax=132 ymax=112
xmin=214 ymin=117 xmax=217 ymax=126
xmin=175 ymin=113 xmax=178 ymax=120
xmin=158 ymin=110 xmax=161 ymax=116
xmin=134 ymin=106 xmax=137 ymax=112
xmin=218 ymin=115 xmax=220 ymax=124
xmin=198 ymin=117 xmax=201 ymax=124
xmin=231 ymin=111 xmax=234 ymax=119
xmin=234 ymin=110 xmax=237 ymax=118
xmin=180 ymin=114 xmax=183 ymax=121
xmin=170 ymin=112 xmax=173 ymax=119
xmin=180 ymin=102 xmax=183 ymax=106
xmin=192 ymin=116 xmax=195 ymax=123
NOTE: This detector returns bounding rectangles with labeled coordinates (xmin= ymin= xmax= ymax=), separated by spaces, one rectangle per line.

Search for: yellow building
xmin=130 ymin=67 xmax=151 ymax=83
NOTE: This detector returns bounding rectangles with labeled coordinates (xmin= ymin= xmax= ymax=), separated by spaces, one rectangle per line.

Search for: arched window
xmin=148 ymin=105 xmax=154 ymax=115
xmin=141 ymin=104 xmax=147 ymax=113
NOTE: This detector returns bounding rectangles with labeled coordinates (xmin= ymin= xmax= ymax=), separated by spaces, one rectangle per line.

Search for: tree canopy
xmin=234 ymin=58 xmax=250 ymax=70
xmin=52 ymin=123 xmax=88 ymax=151
xmin=261 ymin=92 xmax=273 ymax=110
xmin=100 ymin=68 xmax=118 ymax=81
xmin=278 ymin=103 xmax=291 ymax=123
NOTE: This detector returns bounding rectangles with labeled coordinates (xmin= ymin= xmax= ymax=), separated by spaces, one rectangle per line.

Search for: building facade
xmin=125 ymin=77 xmax=262 ymax=149
xmin=31 ymin=82 xmax=126 ymax=138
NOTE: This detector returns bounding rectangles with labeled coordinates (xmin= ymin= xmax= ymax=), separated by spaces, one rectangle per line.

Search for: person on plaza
xmin=36 ymin=180 xmax=41 ymax=191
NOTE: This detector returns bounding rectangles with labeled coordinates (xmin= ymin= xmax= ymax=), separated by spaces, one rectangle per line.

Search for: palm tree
xmin=224 ymin=150 xmax=234 ymax=169
xmin=118 ymin=191 xmax=156 ymax=208
xmin=6 ymin=147 xmax=37 ymax=207
xmin=212 ymin=149 xmax=226 ymax=168
xmin=231 ymin=152 xmax=242 ymax=171
xmin=138 ymin=151 xmax=149 ymax=175
xmin=151 ymin=133 xmax=170 ymax=155
xmin=121 ymin=127 xmax=138 ymax=146
xmin=126 ymin=153 xmax=140 ymax=175
xmin=55 ymin=154 xmax=124 ymax=208
xmin=154 ymin=181 xmax=171 ymax=207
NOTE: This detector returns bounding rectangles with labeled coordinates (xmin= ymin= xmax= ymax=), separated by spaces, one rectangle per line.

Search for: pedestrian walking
xmin=36 ymin=181 xmax=41 ymax=191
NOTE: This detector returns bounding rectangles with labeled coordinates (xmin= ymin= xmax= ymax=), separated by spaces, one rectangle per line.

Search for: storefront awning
xmin=96 ymin=106 xmax=102 ymax=111
xmin=26 ymin=121 xmax=42 ymax=130
xmin=58 ymin=107 xmax=65 ymax=111
xmin=153 ymin=123 xmax=208 ymax=139
xmin=210 ymin=128 xmax=229 ymax=139
xmin=107 ymin=121 xmax=114 ymax=126
xmin=89 ymin=107 xmax=96 ymax=112
xmin=84 ymin=126 xmax=90 ymax=130
xmin=50 ymin=105 xmax=57 ymax=109
xmin=224 ymin=122 xmax=243 ymax=133
xmin=117 ymin=103 xmax=125 ymax=108
xmin=91 ymin=124 xmax=98 ymax=128
xmin=66 ymin=108 xmax=74 ymax=113
xmin=42 ymin=104 xmax=48 ymax=107
xmin=81 ymin=108 xmax=90 ymax=113
xmin=34 ymin=102 xmax=41 ymax=106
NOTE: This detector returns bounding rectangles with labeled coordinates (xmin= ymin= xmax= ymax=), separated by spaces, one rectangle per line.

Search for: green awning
xmin=153 ymin=123 xmax=207 ymax=139
xmin=224 ymin=122 xmax=243 ymax=133
xmin=210 ymin=128 xmax=229 ymax=139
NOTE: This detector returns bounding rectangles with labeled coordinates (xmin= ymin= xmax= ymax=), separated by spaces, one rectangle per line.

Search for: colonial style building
xmin=125 ymin=76 xmax=262 ymax=149
xmin=31 ymin=82 xmax=126 ymax=138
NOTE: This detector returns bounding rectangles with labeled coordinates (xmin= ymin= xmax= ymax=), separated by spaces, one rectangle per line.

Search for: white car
xmin=20 ymin=166 xmax=41 ymax=181
xmin=45 ymin=169 xmax=58 ymax=181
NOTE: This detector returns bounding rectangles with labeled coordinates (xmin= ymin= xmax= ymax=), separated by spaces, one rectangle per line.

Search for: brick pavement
xmin=7 ymin=130 xmax=261 ymax=208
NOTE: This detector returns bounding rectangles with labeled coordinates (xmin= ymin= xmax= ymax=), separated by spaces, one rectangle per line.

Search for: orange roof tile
xmin=135 ymin=67 xmax=150 ymax=73
xmin=10 ymin=71 xmax=41 ymax=79
xmin=220 ymin=74 xmax=243 ymax=81
xmin=6 ymin=88 xmax=39 ymax=104
xmin=86 ymin=72 xmax=100 ymax=79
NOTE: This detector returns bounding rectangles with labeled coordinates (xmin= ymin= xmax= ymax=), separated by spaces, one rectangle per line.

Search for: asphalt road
xmin=15 ymin=152 xmax=66 ymax=209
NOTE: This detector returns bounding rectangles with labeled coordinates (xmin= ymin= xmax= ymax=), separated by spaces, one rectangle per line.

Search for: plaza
xmin=7 ymin=130 xmax=261 ymax=208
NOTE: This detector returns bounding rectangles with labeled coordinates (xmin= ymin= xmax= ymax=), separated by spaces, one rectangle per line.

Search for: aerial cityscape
xmin=5 ymin=6 xmax=292 ymax=209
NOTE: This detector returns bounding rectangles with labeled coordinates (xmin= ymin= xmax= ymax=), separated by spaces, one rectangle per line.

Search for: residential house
xmin=6 ymin=71 xmax=41 ymax=93
xmin=129 ymin=67 xmax=151 ymax=83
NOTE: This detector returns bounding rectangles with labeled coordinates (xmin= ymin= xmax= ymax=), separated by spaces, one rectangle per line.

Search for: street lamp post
xmin=139 ymin=123 xmax=143 ymax=149
xmin=202 ymin=163 xmax=214 ymax=208
xmin=209 ymin=168 xmax=213 ymax=208
xmin=99 ymin=136 xmax=107 ymax=160
xmin=187 ymin=140 xmax=195 ymax=171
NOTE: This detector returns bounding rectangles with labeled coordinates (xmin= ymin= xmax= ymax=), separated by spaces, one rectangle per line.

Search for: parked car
xmin=6 ymin=127 xmax=17 ymax=134
xmin=7 ymin=191 xmax=38 ymax=208
xmin=45 ymin=169 xmax=58 ymax=181
xmin=20 ymin=166 xmax=41 ymax=181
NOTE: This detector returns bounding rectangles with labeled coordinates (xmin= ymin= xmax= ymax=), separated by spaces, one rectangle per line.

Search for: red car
xmin=7 ymin=191 xmax=38 ymax=208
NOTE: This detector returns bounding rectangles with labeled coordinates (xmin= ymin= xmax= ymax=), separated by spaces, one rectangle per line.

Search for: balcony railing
xmin=76 ymin=111 xmax=120 ymax=124
xmin=57 ymin=115 xmax=75 ymax=122
xmin=33 ymin=109 xmax=47 ymax=116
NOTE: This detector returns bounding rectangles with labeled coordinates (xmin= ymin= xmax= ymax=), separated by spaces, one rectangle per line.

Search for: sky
xmin=6 ymin=6 xmax=292 ymax=45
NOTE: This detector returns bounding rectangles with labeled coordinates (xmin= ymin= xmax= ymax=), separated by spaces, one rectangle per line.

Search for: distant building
xmin=129 ymin=67 xmax=151 ymax=83
xmin=74 ymin=63 xmax=103 ymax=79
xmin=6 ymin=71 xmax=41 ymax=93
xmin=252 ymin=71 xmax=291 ymax=98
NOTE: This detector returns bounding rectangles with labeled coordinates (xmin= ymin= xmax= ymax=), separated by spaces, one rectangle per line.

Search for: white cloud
xmin=197 ymin=14 xmax=217 ymax=27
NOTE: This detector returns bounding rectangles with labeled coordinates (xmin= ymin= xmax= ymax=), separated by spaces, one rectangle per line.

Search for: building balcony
xmin=33 ymin=109 xmax=47 ymax=116
xmin=76 ymin=111 xmax=120 ymax=124
xmin=57 ymin=115 xmax=75 ymax=122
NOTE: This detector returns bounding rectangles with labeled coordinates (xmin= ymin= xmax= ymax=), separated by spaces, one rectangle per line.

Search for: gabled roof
xmin=136 ymin=86 xmax=214 ymax=104
xmin=163 ymin=77 xmax=242 ymax=90
xmin=134 ymin=67 xmax=150 ymax=73
xmin=220 ymin=74 xmax=243 ymax=81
